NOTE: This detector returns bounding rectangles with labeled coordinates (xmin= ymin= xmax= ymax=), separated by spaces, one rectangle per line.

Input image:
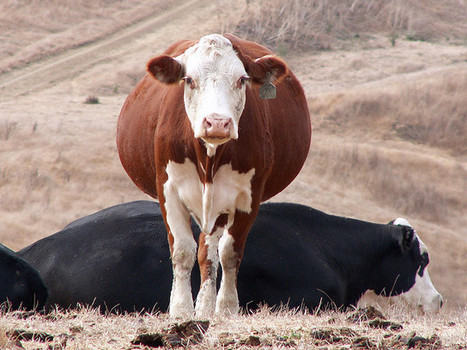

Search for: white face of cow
xmin=389 ymin=218 xmax=443 ymax=313
xmin=175 ymin=34 xmax=248 ymax=151
xmin=147 ymin=34 xmax=289 ymax=157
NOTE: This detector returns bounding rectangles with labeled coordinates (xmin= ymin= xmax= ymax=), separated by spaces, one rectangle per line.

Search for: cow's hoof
xmin=169 ymin=303 xmax=195 ymax=319
xmin=215 ymin=298 xmax=239 ymax=316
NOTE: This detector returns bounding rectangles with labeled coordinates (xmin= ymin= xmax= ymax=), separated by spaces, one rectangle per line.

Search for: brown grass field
xmin=0 ymin=0 xmax=466 ymax=348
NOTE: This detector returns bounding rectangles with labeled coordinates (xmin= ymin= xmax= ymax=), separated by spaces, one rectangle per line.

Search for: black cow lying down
xmin=0 ymin=243 xmax=48 ymax=310
xmin=18 ymin=201 xmax=442 ymax=314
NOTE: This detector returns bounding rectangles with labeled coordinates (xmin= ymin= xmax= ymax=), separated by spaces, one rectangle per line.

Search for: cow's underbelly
xmin=164 ymin=158 xmax=255 ymax=234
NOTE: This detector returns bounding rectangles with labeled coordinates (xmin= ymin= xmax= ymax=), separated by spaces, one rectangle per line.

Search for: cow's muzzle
xmin=202 ymin=115 xmax=233 ymax=141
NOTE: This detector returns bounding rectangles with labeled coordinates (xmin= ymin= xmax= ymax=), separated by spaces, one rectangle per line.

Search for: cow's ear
xmin=147 ymin=55 xmax=185 ymax=84
xmin=247 ymin=55 xmax=288 ymax=85
xmin=399 ymin=226 xmax=414 ymax=253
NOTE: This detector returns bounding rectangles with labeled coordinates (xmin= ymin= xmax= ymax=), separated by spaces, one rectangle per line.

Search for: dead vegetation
xmin=0 ymin=0 xmax=177 ymax=73
xmin=304 ymin=67 xmax=467 ymax=224
xmin=312 ymin=69 xmax=467 ymax=155
xmin=0 ymin=306 xmax=465 ymax=349
xmin=228 ymin=0 xmax=467 ymax=53
xmin=0 ymin=0 xmax=466 ymax=347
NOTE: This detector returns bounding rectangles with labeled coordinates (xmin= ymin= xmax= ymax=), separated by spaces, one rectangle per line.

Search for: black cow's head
xmin=370 ymin=218 xmax=443 ymax=313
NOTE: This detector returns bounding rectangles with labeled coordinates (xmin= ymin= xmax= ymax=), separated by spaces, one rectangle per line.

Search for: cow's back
xmin=18 ymin=201 xmax=172 ymax=312
xmin=0 ymin=243 xmax=48 ymax=310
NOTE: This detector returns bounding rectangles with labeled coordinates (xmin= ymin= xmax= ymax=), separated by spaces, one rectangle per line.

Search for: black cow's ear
xmin=147 ymin=55 xmax=185 ymax=84
xmin=399 ymin=226 xmax=414 ymax=253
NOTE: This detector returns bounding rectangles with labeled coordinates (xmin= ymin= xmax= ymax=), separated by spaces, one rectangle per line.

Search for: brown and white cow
xmin=116 ymin=33 xmax=311 ymax=317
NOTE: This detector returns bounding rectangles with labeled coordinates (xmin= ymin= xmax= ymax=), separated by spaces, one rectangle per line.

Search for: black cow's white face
xmin=389 ymin=218 xmax=443 ymax=313
xmin=364 ymin=218 xmax=443 ymax=313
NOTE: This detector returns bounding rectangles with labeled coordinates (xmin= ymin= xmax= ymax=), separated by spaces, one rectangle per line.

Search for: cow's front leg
xmin=195 ymin=228 xmax=223 ymax=318
xmin=216 ymin=212 xmax=255 ymax=315
xmin=163 ymin=199 xmax=197 ymax=318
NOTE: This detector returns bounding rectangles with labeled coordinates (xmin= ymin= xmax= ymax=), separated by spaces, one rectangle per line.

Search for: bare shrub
xmin=84 ymin=96 xmax=99 ymax=104
xmin=228 ymin=0 xmax=467 ymax=53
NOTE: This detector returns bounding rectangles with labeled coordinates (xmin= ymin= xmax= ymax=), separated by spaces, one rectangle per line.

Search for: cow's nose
xmin=203 ymin=115 xmax=232 ymax=139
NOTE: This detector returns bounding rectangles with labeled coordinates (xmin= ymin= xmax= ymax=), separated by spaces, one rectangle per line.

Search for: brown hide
xmin=117 ymin=34 xmax=311 ymax=201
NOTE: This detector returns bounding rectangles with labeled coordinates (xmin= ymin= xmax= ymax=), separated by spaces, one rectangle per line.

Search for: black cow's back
xmin=19 ymin=201 xmax=177 ymax=312
xmin=18 ymin=201 xmax=417 ymax=313
xmin=0 ymin=243 xmax=48 ymax=310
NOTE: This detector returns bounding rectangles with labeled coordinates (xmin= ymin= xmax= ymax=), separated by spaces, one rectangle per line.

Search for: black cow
xmin=0 ymin=243 xmax=48 ymax=310
xmin=18 ymin=201 xmax=442 ymax=313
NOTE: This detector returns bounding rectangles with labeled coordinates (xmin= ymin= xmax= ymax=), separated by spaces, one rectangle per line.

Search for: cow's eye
xmin=183 ymin=76 xmax=196 ymax=89
xmin=236 ymin=75 xmax=250 ymax=88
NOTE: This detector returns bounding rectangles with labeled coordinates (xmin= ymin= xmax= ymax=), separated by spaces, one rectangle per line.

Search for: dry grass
xmin=0 ymin=0 xmax=176 ymax=73
xmin=303 ymin=65 xmax=467 ymax=225
xmin=228 ymin=0 xmax=467 ymax=53
xmin=309 ymin=139 xmax=466 ymax=224
xmin=0 ymin=306 xmax=465 ymax=349
xmin=0 ymin=0 xmax=466 ymax=347
xmin=314 ymin=69 xmax=467 ymax=155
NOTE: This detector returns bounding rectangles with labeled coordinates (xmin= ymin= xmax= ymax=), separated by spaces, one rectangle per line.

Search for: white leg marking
xmin=195 ymin=227 xmax=223 ymax=318
xmin=216 ymin=232 xmax=239 ymax=315
xmin=164 ymin=165 xmax=198 ymax=318
xmin=164 ymin=158 xmax=255 ymax=317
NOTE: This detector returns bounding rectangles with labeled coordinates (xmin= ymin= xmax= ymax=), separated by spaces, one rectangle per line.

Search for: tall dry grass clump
xmin=229 ymin=0 xmax=467 ymax=52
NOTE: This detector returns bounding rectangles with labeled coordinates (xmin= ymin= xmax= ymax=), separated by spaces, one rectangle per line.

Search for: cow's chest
xmin=164 ymin=158 xmax=255 ymax=234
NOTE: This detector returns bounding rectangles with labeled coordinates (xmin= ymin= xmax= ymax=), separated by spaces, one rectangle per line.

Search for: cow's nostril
xmin=223 ymin=120 xmax=231 ymax=129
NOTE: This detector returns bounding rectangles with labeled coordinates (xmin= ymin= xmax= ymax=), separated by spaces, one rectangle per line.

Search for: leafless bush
xmin=228 ymin=0 xmax=467 ymax=53
xmin=84 ymin=95 xmax=99 ymax=104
